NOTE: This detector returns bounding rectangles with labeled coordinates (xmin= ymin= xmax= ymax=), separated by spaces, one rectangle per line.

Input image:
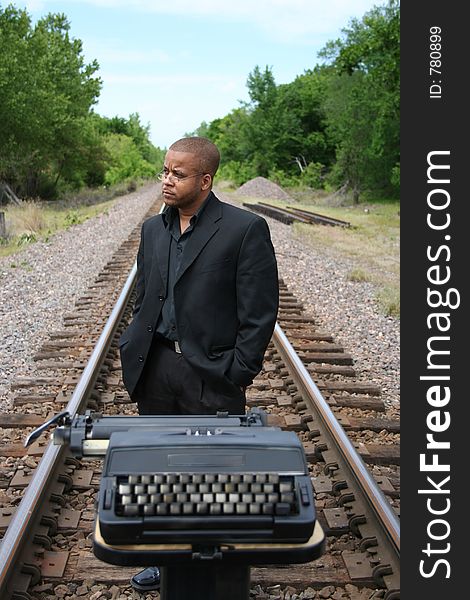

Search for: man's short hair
xmin=169 ymin=137 xmax=220 ymax=177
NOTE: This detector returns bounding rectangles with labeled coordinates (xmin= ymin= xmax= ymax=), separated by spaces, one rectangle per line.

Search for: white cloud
xmin=24 ymin=0 xmax=380 ymax=43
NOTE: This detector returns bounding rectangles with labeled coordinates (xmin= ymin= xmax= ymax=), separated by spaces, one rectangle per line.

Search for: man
xmin=119 ymin=137 xmax=279 ymax=592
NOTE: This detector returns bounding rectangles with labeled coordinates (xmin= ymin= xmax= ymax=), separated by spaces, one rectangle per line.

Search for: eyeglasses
xmin=157 ymin=170 xmax=206 ymax=184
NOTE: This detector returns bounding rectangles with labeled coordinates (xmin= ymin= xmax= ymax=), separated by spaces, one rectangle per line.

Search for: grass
xmin=294 ymin=201 xmax=399 ymax=317
xmin=0 ymin=198 xmax=115 ymax=258
xmin=228 ymin=188 xmax=400 ymax=319
xmin=0 ymin=180 xmax=144 ymax=258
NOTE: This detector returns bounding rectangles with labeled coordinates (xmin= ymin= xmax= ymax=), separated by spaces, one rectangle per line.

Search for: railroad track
xmin=242 ymin=201 xmax=351 ymax=228
xmin=0 ymin=196 xmax=399 ymax=599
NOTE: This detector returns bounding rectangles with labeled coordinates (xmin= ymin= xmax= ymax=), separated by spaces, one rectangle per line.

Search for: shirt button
xmin=158 ymin=295 xmax=164 ymax=301
xmin=138 ymin=355 xmax=144 ymax=362
xmin=147 ymin=325 xmax=153 ymax=333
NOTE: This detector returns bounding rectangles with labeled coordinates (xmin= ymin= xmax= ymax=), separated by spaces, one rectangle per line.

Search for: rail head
xmin=0 ymin=263 xmax=138 ymax=597
xmin=272 ymin=323 xmax=400 ymax=554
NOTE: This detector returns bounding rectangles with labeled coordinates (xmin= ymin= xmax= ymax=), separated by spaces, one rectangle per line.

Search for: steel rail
xmin=285 ymin=206 xmax=350 ymax=227
xmin=0 ymin=263 xmax=137 ymax=598
xmin=272 ymin=323 xmax=400 ymax=554
xmin=0 ymin=201 xmax=399 ymax=596
xmin=256 ymin=202 xmax=350 ymax=227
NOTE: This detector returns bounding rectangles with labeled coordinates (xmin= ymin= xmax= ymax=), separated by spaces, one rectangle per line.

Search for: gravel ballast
xmin=0 ymin=184 xmax=158 ymax=412
xmin=223 ymin=187 xmax=400 ymax=409
xmin=0 ymin=182 xmax=399 ymax=414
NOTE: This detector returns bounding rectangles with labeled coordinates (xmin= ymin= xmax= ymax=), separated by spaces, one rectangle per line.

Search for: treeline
xmin=1 ymin=2 xmax=399 ymax=203
xmin=193 ymin=0 xmax=399 ymax=202
xmin=0 ymin=4 xmax=164 ymax=200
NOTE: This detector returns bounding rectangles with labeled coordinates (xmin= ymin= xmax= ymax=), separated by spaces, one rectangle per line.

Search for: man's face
xmin=161 ymin=150 xmax=211 ymax=212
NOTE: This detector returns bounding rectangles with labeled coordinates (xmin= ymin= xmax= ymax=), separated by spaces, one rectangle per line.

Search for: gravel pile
xmin=236 ymin=177 xmax=294 ymax=202
xmin=0 ymin=184 xmax=158 ymax=412
xmin=0 ymin=180 xmax=399 ymax=416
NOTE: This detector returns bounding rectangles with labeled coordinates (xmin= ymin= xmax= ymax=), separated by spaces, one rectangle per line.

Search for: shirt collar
xmin=162 ymin=192 xmax=212 ymax=229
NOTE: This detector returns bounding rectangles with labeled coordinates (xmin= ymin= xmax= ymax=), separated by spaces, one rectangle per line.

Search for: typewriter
xmin=27 ymin=409 xmax=319 ymax=550
xmin=98 ymin=425 xmax=315 ymax=545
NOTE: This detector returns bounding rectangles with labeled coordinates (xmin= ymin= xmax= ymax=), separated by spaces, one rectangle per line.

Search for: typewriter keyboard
xmin=115 ymin=473 xmax=300 ymax=517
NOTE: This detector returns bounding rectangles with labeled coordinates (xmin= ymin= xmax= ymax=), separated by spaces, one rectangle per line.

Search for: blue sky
xmin=15 ymin=0 xmax=381 ymax=148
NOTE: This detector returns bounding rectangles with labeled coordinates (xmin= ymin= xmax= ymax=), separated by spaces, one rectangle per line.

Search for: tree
xmin=103 ymin=133 xmax=155 ymax=186
xmin=319 ymin=0 xmax=400 ymax=199
xmin=0 ymin=5 xmax=102 ymax=196
xmin=92 ymin=112 xmax=164 ymax=180
xmin=323 ymin=71 xmax=376 ymax=202
xmin=190 ymin=1 xmax=399 ymax=198
xmin=275 ymin=67 xmax=334 ymax=175
xmin=197 ymin=65 xmax=333 ymax=185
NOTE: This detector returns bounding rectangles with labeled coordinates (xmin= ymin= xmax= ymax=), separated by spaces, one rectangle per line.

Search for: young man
xmin=119 ymin=137 xmax=279 ymax=591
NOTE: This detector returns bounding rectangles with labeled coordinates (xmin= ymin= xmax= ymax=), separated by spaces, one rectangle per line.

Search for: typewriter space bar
xmin=141 ymin=515 xmax=273 ymax=530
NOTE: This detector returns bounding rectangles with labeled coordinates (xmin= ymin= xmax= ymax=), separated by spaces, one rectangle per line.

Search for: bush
xmin=216 ymin=161 xmax=258 ymax=187
xmin=300 ymin=162 xmax=324 ymax=189
xmin=64 ymin=210 xmax=83 ymax=227
xmin=103 ymin=134 xmax=155 ymax=186
xmin=267 ymin=168 xmax=298 ymax=188
xmin=390 ymin=162 xmax=400 ymax=190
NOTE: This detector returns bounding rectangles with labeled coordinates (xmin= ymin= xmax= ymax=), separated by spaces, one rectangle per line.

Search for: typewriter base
xmin=160 ymin=563 xmax=250 ymax=600
xmin=93 ymin=520 xmax=325 ymax=599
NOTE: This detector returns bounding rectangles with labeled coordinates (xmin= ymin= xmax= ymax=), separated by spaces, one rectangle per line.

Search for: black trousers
xmin=131 ymin=338 xmax=246 ymax=416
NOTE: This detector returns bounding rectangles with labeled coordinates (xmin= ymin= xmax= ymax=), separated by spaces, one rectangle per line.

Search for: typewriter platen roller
xmin=97 ymin=416 xmax=316 ymax=546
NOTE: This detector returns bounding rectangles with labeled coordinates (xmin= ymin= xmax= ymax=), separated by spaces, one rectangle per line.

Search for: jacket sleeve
xmin=228 ymin=217 xmax=279 ymax=386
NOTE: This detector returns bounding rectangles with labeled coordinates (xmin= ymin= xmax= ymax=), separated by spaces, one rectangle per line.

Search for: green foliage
xmin=200 ymin=65 xmax=334 ymax=185
xmin=300 ymin=162 xmax=324 ymax=189
xmin=17 ymin=232 xmax=37 ymax=245
xmin=0 ymin=4 xmax=164 ymax=199
xmin=216 ymin=161 xmax=258 ymax=187
xmin=319 ymin=0 xmax=400 ymax=200
xmin=103 ymin=134 xmax=155 ymax=186
xmin=194 ymin=1 xmax=399 ymax=201
xmin=275 ymin=67 xmax=334 ymax=172
xmin=94 ymin=112 xmax=165 ymax=166
xmin=267 ymin=168 xmax=298 ymax=189
xmin=64 ymin=209 xmax=83 ymax=227
xmin=390 ymin=162 xmax=400 ymax=189
xmin=0 ymin=6 xmax=102 ymax=197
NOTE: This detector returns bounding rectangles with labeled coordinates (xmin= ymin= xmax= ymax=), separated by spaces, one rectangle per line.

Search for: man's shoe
xmin=130 ymin=566 xmax=161 ymax=591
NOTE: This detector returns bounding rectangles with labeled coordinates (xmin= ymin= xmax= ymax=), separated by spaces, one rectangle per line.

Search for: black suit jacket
xmin=119 ymin=192 xmax=279 ymax=397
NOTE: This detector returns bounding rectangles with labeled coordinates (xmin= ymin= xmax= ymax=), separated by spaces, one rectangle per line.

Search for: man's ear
xmin=201 ymin=174 xmax=212 ymax=190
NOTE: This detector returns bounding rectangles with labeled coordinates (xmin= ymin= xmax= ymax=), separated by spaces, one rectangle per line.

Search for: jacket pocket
xmin=211 ymin=344 xmax=234 ymax=354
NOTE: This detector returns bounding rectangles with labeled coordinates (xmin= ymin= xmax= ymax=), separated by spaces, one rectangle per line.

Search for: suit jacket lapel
xmin=151 ymin=213 xmax=171 ymax=296
xmin=175 ymin=193 xmax=222 ymax=284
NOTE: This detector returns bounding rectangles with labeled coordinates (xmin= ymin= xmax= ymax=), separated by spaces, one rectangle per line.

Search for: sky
xmin=13 ymin=0 xmax=382 ymax=149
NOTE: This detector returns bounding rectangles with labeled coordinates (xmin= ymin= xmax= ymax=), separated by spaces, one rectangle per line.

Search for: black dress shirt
xmin=156 ymin=197 xmax=210 ymax=341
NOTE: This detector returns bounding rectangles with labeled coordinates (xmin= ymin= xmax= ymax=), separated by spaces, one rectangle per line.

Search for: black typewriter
xmin=22 ymin=407 xmax=325 ymax=600
xmin=25 ymin=408 xmax=325 ymax=585
xmin=95 ymin=413 xmax=316 ymax=546
xmin=26 ymin=409 xmax=317 ymax=547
